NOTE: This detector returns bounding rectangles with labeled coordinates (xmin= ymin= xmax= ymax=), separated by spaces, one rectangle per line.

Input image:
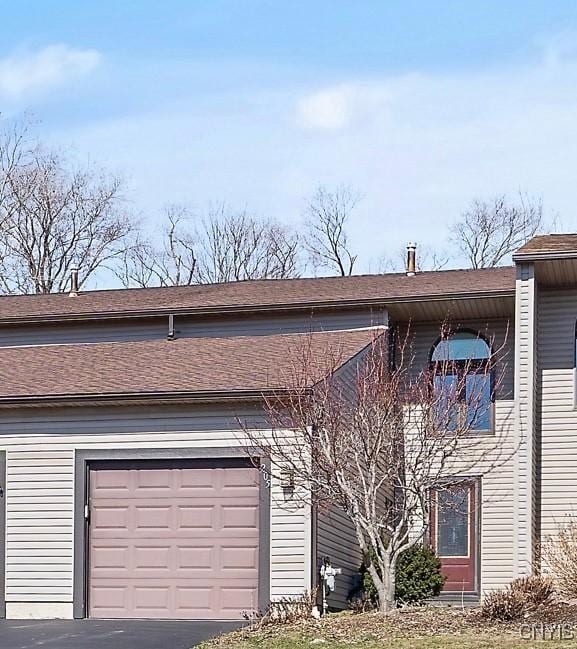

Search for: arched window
xmin=431 ymin=330 xmax=493 ymax=432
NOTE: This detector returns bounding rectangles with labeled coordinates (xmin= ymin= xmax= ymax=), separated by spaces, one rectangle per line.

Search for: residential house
xmin=0 ymin=233 xmax=573 ymax=620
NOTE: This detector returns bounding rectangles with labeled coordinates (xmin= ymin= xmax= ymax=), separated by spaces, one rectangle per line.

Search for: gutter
xmin=0 ymin=289 xmax=515 ymax=327
xmin=0 ymin=388 xmax=298 ymax=409
xmin=512 ymin=251 xmax=577 ymax=262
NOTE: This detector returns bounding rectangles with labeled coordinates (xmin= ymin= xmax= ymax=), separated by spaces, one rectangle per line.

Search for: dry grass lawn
xmin=199 ymin=607 xmax=577 ymax=649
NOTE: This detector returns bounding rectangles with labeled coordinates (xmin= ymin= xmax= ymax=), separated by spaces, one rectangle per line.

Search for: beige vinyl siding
xmin=314 ymin=332 xmax=387 ymax=610
xmin=0 ymin=405 xmax=310 ymax=618
xmin=0 ymin=308 xmax=387 ymax=347
xmin=400 ymin=318 xmax=517 ymax=593
xmin=317 ymin=507 xmax=362 ymax=609
xmin=537 ymin=288 xmax=577 ymax=542
xmin=514 ymin=264 xmax=538 ymax=576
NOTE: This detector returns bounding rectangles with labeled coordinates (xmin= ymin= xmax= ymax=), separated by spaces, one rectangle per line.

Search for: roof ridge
xmin=0 ymin=266 xmax=516 ymax=323
xmin=0 ymin=264 xmax=516 ymax=300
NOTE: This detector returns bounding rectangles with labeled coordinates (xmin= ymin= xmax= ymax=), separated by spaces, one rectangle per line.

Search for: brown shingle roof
xmin=0 ymin=330 xmax=378 ymax=402
xmin=0 ymin=267 xmax=516 ymax=323
xmin=514 ymin=234 xmax=577 ymax=258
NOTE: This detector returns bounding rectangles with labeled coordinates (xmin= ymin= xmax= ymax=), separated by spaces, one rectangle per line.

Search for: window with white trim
xmin=430 ymin=330 xmax=493 ymax=432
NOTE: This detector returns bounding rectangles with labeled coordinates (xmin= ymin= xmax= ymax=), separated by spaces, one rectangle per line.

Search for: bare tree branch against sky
xmin=304 ymin=185 xmax=359 ymax=277
xmin=0 ymin=2 xmax=574 ymax=278
xmin=451 ymin=194 xmax=546 ymax=269
xmin=0 ymin=120 xmax=132 ymax=294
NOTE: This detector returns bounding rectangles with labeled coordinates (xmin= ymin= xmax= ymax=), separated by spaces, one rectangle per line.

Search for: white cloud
xmin=0 ymin=44 xmax=101 ymax=99
xmin=289 ymin=54 xmax=577 ymax=255
xmin=296 ymin=82 xmax=394 ymax=130
xmin=52 ymin=36 xmax=577 ymax=272
xmin=296 ymin=85 xmax=355 ymax=129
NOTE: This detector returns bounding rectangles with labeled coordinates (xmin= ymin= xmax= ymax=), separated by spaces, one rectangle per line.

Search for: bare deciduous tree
xmin=117 ymin=205 xmax=198 ymax=288
xmin=451 ymin=194 xmax=544 ymax=268
xmin=196 ymin=204 xmax=301 ymax=283
xmin=119 ymin=203 xmax=301 ymax=287
xmin=304 ymin=185 xmax=359 ymax=276
xmin=242 ymin=325 xmax=511 ymax=612
xmin=0 ymin=121 xmax=132 ymax=294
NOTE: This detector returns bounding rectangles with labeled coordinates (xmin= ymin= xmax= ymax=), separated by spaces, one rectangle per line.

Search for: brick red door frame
xmin=430 ymin=478 xmax=481 ymax=595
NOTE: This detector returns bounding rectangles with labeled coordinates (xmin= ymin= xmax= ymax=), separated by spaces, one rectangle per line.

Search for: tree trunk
xmin=368 ymin=555 xmax=396 ymax=614
xmin=378 ymin=564 xmax=396 ymax=614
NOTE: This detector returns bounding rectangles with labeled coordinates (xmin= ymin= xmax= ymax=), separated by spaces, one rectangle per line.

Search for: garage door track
xmin=0 ymin=619 xmax=240 ymax=649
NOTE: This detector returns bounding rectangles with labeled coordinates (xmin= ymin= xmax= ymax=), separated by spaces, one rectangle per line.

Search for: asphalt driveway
xmin=0 ymin=619 xmax=241 ymax=649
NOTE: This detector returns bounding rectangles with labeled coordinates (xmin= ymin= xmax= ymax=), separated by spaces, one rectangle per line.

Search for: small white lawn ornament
xmin=319 ymin=556 xmax=342 ymax=616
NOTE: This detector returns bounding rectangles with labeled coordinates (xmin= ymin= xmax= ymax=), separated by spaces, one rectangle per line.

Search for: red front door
xmin=431 ymin=482 xmax=477 ymax=593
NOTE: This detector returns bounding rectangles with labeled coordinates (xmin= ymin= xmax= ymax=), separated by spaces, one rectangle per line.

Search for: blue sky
xmin=2 ymin=1 xmax=577 ymax=272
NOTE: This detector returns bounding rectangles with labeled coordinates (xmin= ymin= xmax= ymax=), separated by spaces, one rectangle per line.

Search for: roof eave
xmin=0 ymin=289 xmax=516 ymax=326
xmin=383 ymin=288 xmax=514 ymax=305
xmin=513 ymin=251 xmax=577 ymax=262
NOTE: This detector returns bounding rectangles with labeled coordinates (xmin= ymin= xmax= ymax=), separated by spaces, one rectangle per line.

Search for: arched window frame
xmin=429 ymin=328 xmax=494 ymax=433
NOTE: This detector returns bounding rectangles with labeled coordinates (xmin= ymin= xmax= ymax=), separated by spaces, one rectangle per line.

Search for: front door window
xmin=431 ymin=481 xmax=477 ymax=593
xmin=436 ymin=487 xmax=469 ymax=557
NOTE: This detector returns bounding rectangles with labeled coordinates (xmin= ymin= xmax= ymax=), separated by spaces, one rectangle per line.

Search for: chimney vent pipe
xmin=406 ymin=243 xmax=416 ymax=276
xmin=69 ymin=268 xmax=79 ymax=297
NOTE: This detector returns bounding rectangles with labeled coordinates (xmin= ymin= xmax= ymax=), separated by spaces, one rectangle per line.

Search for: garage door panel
xmin=177 ymin=504 xmax=216 ymax=530
xmin=221 ymin=504 xmax=259 ymax=530
xmin=176 ymin=545 xmax=214 ymax=571
xmin=134 ymin=504 xmax=172 ymax=530
xmin=91 ymin=544 xmax=131 ymax=574
xmin=90 ymin=584 xmax=129 ymax=613
xmin=133 ymin=585 xmax=171 ymax=613
xmin=90 ymin=469 xmax=132 ymax=498
xmin=134 ymin=468 xmax=173 ymax=492
xmin=220 ymin=467 xmax=260 ymax=491
xmin=88 ymin=462 xmax=260 ymax=619
xmin=92 ymin=542 xmax=259 ymax=580
xmin=91 ymin=504 xmax=130 ymax=531
xmin=133 ymin=545 xmax=172 ymax=572
xmin=178 ymin=467 xmax=259 ymax=497
xmin=220 ymin=586 xmax=258 ymax=612
xmin=177 ymin=469 xmax=220 ymax=494
xmin=174 ymin=586 xmax=214 ymax=615
xmin=91 ymin=499 xmax=260 ymax=539
xmin=89 ymin=580 xmax=258 ymax=620
xmin=220 ymin=544 xmax=259 ymax=572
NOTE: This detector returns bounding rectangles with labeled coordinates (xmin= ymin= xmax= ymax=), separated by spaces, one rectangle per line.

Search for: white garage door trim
xmin=73 ymin=448 xmax=271 ymax=619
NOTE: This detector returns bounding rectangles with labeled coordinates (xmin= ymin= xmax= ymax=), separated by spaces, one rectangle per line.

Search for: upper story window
xmin=431 ymin=330 xmax=493 ymax=432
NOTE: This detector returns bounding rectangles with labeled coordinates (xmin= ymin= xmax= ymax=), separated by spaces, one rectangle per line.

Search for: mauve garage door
xmin=88 ymin=460 xmax=260 ymax=619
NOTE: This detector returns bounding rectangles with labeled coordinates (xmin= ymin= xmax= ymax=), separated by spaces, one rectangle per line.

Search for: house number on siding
xmin=260 ymin=463 xmax=271 ymax=488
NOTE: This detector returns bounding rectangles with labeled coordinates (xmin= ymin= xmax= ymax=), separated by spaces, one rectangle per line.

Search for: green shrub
xmin=395 ymin=545 xmax=446 ymax=605
xmin=358 ymin=544 xmax=445 ymax=607
xmin=359 ymin=553 xmax=378 ymax=606
xmin=480 ymin=576 xmax=555 ymax=622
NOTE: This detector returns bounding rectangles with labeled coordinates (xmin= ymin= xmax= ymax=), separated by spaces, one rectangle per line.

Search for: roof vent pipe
xmin=406 ymin=243 xmax=417 ymax=276
xmin=69 ymin=267 xmax=79 ymax=297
